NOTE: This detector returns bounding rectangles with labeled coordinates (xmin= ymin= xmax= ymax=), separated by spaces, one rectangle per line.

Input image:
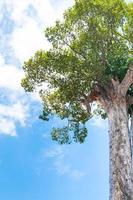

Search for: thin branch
xmin=111 ymin=77 xmax=120 ymax=90
xmin=80 ymin=99 xmax=91 ymax=114
xmin=118 ymin=63 xmax=133 ymax=96
xmin=65 ymin=41 xmax=87 ymax=60
xmin=115 ymin=31 xmax=131 ymax=43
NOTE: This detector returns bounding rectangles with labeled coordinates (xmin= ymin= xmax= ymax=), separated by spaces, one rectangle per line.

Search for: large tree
xmin=21 ymin=0 xmax=133 ymax=199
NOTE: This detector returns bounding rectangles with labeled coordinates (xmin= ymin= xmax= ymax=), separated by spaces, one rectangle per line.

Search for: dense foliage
xmin=21 ymin=0 xmax=133 ymax=144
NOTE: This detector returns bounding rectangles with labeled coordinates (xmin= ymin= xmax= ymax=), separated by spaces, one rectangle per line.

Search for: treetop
xmin=21 ymin=0 xmax=133 ymax=144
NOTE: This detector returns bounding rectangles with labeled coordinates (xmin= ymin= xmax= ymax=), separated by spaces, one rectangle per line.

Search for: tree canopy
xmin=21 ymin=0 xmax=133 ymax=144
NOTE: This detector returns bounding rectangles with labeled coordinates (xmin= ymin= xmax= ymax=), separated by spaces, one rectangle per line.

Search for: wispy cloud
xmin=90 ymin=116 xmax=108 ymax=129
xmin=0 ymin=102 xmax=29 ymax=126
xmin=0 ymin=54 xmax=24 ymax=91
xmin=0 ymin=117 xmax=16 ymax=136
xmin=43 ymin=146 xmax=86 ymax=180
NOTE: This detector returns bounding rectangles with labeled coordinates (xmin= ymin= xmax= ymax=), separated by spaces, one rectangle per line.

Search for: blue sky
xmin=0 ymin=0 xmax=131 ymax=199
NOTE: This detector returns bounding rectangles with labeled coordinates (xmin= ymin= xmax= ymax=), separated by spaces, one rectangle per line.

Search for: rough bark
xmin=108 ymin=100 xmax=133 ymax=200
xmin=129 ymin=110 xmax=133 ymax=164
xmin=130 ymin=111 xmax=133 ymax=195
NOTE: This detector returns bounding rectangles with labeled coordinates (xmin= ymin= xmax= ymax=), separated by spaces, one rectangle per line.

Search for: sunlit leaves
xmin=22 ymin=0 xmax=133 ymax=144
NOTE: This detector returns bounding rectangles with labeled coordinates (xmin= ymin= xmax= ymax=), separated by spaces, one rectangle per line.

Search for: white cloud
xmin=45 ymin=146 xmax=65 ymax=159
xmin=0 ymin=102 xmax=29 ymax=126
xmin=9 ymin=0 xmax=55 ymax=26
xmin=54 ymin=160 xmax=86 ymax=180
xmin=0 ymin=64 xmax=24 ymax=91
xmin=10 ymin=18 xmax=50 ymax=63
xmin=43 ymin=146 xmax=86 ymax=180
xmin=90 ymin=116 xmax=108 ymax=129
xmin=0 ymin=54 xmax=24 ymax=91
xmin=0 ymin=117 xmax=16 ymax=136
xmin=0 ymin=54 xmax=30 ymax=136
xmin=9 ymin=0 xmax=74 ymax=63
xmin=0 ymin=94 xmax=29 ymax=136
xmin=9 ymin=0 xmax=74 ymax=26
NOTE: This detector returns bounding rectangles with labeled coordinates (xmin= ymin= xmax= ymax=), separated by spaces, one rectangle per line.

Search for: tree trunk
xmin=130 ymin=110 xmax=133 ymax=164
xmin=108 ymin=101 xmax=133 ymax=200
xmin=130 ymin=110 xmax=133 ymax=192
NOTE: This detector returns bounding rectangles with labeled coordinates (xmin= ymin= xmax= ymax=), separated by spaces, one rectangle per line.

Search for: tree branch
xmin=84 ymin=84 xmax=112 ymax=112
xmin=80 ymin=99 xmax=91 ymax=114
xmin=111 ymin=77 xmax=120 ymax=90
xmin=118 ymin=63 xmax=133 ymax=96
xmin=115 ymin=31 xmax=131 ymax=43
xmin=65 ymin=41 xmax=87 ymax=60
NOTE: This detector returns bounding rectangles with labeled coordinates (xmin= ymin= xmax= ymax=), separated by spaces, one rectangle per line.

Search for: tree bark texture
xmin=130 ymin=111 xmax=133 ymax=164
xmin=86 ymin=65 xmax=133 ymax=199
xmin=108 ymin=101 xmax=133 ymax=200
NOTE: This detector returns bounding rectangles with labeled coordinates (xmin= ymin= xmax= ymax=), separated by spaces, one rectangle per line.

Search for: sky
xmin=0 ymin=0 xmax=131 ymax=199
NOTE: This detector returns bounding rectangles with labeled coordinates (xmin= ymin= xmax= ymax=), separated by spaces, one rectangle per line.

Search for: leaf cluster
xmin=21 ymin=0 xmax=133 ymax=144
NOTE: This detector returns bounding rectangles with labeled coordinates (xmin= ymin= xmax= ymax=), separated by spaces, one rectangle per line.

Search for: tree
xmin=21 ymin=0 xmax=133 ymax=199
